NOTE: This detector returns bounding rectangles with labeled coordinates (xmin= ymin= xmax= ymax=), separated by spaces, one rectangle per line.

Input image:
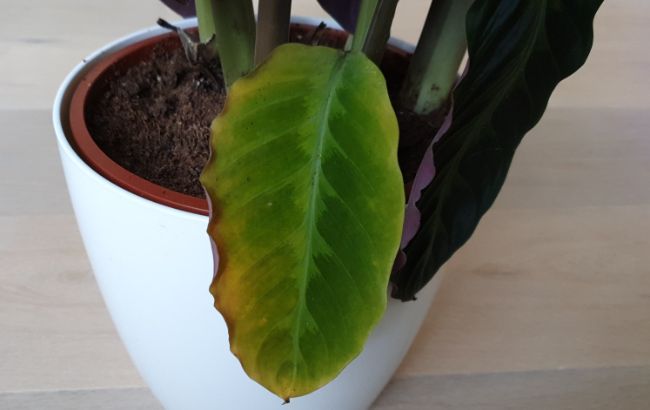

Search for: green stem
xmin=255 ymin=0 xmax=292 ymax=65
xmin=351 ymin=0 xmax=380 ymax=53
xmin=363 ymin=0 xmax=399 ymax=64
xmin=196 ymin=0 xmax=256 ymax=88
xmin=399 ymin=0 xmax=473 ymax=115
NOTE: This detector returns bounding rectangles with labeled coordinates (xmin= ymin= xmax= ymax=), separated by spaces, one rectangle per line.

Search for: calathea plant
xmin=161 ymin=0 xmax=604 ymax=402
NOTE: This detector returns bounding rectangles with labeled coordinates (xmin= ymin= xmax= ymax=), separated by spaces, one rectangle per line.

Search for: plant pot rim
xmin=69 ymin=31 xmax=211 ymax=214
xmin=55 ymin=17 xmax=414 ymax=217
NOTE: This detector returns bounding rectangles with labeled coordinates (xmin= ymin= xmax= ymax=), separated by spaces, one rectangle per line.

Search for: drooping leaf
xmin=159 ymin=0 xmax=196 ymax=17
xmin=200 ymin=43 xmax=404 ymax=400
xmin=392 ymin=0 xmax=604 ymax=300
xmin=317 ymin=0 xmax=361 ymax=32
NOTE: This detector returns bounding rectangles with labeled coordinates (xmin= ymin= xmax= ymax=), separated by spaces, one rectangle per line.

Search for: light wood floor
xmin=1 ymin=0 xmax=649 ymax=409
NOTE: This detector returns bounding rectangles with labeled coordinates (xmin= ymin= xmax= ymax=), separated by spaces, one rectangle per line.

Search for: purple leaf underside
xmin=393 ymin=69 xmax=467 ymax=274
xmin=160 ymin=0 xmax=196 ymax=18
xmin=317 ymin=0 xmax=360 ymax=31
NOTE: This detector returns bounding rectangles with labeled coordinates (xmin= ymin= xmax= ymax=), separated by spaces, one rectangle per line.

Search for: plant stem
xmin=196 ymin=0 xmax=256 ymax=88
xmin=399 ymin=0 xmax=473 ymax=116
xmin=255 ymin=0 xmax=292 ymax=65
xmin=351 ymin=0 xmax=380 ymax=53
xmin=363 ymin=0 xmax=399 ymax=64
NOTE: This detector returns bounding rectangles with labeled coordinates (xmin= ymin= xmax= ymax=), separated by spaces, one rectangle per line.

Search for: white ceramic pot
xmin=53 ymin=17 xmax=444 ymax=410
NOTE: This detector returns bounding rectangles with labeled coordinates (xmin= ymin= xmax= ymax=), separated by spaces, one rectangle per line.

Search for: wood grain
xmin=2 ymin=366 xmax=649 ymax=410
xmin=1 ymin=0 xmax=649 ymax=408
xmin=377 ymin=366 xmax=650 ymax=410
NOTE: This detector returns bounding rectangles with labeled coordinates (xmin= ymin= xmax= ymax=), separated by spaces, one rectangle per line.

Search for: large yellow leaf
xmin=200 ymin=43 xmax=404 ymax=400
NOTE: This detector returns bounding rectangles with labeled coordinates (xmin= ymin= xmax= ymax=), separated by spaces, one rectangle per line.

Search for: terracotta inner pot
xmin=68 ymin=24 xmax=411 ymax=216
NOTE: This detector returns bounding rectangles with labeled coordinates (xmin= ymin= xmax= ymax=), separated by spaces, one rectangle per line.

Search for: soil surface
xmin=87 ymin=45 xmax=225 ymax=197
xmin=87 ymin=30 xmax=439 ymax=197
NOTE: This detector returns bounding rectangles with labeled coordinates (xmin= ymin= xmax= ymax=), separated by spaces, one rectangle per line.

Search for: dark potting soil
xmin=87 ymin=45 xmax=225 ymax=197
xmin=87 ymin=33 xmax=439 ymax=198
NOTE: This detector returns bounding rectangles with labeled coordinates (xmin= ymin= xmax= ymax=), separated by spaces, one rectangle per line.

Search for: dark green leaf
xmin=392 ymin=0 xmax=604 ymax=300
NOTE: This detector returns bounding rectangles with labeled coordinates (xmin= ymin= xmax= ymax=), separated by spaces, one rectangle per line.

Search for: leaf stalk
xmin=255 ymin=0 xmax=293 ymax=65
xmin=399 ymin=0 xmax=473 ymax=115
xmin=196 ymin=0 xmax=256 ymax=88
xmin=362 ymin=0 xmax=400 ymax=64
xmin=350 ymin=0 xmax=380 ymax=53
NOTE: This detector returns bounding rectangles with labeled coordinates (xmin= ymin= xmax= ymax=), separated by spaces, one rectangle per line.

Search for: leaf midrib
xmin=289 ymin=51 xmax=350 ymax=390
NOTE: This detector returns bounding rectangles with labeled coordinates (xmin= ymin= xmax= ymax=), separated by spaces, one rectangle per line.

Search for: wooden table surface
xmin=1 ymin=1 xmax=649 ymax=409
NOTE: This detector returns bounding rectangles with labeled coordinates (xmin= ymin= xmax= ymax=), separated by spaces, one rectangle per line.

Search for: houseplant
xmin=53 ymin=0 xmax=603 ymax=408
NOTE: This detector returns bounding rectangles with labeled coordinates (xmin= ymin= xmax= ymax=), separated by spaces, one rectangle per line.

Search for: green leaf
xmin=200 ymin=43 xmax=404 ymax=400
xmin=392 ymin=0 xmax=604 ymax=301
